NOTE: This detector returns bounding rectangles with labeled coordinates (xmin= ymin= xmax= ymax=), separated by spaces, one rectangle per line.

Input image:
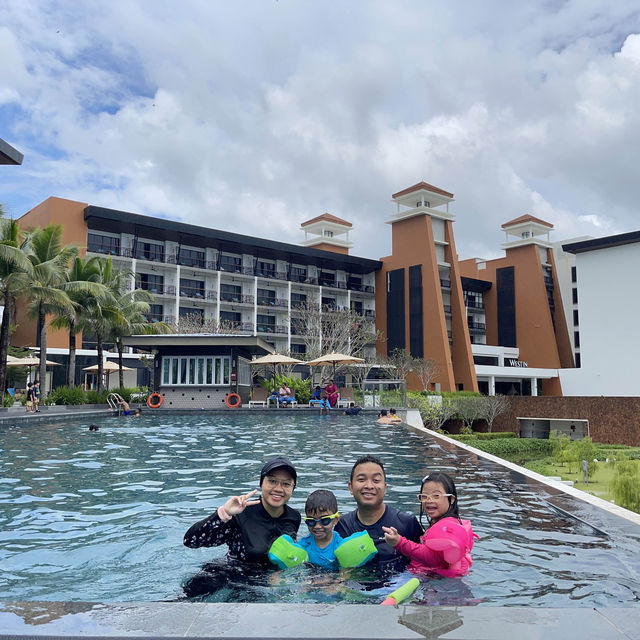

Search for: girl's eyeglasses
xmin=417 ymin=493 xmax=453 ymax=502
xmin=264 ymin=476 xmax=294 ymax=490
xmin=304 ymin=513 xmax=340 ymax=528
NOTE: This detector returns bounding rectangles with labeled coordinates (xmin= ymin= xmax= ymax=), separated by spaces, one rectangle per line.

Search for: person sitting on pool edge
xmin=298 ymin=489 xmax=343 ymax=569
xmin=183 ymin=456 xmax=301 ymax=564
xmin=335 ymin=454 xmax=422 ymax=573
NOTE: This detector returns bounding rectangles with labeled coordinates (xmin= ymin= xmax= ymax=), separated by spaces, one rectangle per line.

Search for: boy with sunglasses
xmin=297 ymin=489 xmax=343 ymax=569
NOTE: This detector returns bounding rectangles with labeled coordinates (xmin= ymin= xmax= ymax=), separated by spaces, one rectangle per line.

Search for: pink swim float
xmin=421 ymin=517 xmax=479 ymax=577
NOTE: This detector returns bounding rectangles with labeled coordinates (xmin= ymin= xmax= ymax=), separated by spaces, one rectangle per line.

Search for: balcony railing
xmin=178 ymin=256 xmax=206 ymax=269
xmin=179 ymin=288 xmax=217 ymax=300
xmin=163 ymin=315 xmax=176 ymax=324
xmin=220 ymin=293 xmax=254 ymax=304
xmin=465 ymin=301 xmax=485 ymax=310
xmin=87 ymin=243 xmax=121 ymax=256
xmin=468 ymin=322 xmax=486 ymax=333
xmin=145 ymin=313 xmax=164 ymax=323
xmin=140 ymin=284 xmax=176 ymax=296
xmin=440 ymin=279 xmax=451 ymax=289
xmin=256 ymin=324 xmax=288 ymax=334
xmin=443 ymin=305 xmax=452 ymax=314
xmin=257 ymin=297 xmax=288 ymax=308
xmin=133 ymin=249 xmax=166 ymax=263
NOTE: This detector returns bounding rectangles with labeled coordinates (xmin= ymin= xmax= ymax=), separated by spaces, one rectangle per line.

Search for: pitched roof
xmin=301 ymin=213 xmax=352 ymax=228
xmin=501 ymin=214 xmax=553 ymax=229
xmin=392 ymin=181 xmax=454 ymax=199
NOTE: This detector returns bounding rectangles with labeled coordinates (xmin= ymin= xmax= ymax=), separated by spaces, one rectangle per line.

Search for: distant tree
xmin=386 ymin=349 xmax=415 ymax=383
xmin=455 ymin=396 xmax=484 ymax=432
xmin=479 ymin=394 xmax=510 ymax=433
xmin=612 ymin=459 xmax=640 ymax=512
xmin=412 ymin=357 xmax=440 ymax=392
xmin=174 ymin=313 xmax=245 ymax=335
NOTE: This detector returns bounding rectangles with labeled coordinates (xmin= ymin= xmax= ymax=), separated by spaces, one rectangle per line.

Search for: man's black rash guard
xmin=183 ymin=501 xmax=301 ymax=564
xmin=335 ymin=505 xmax=422 ymax=572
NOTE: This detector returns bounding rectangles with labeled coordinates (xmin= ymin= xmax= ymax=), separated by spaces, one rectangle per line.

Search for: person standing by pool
xmin=335 ymin=454 xmax=422 ymax=573
xmin=33 ymin=381 xmax=41 ymax=412
xmin=324 ymin=380 xmax=339 ymax=408
xmin=183 ymin=456 xmax=301 ymax=564
xmin=25 ymin=382 xmax=34 ymax=413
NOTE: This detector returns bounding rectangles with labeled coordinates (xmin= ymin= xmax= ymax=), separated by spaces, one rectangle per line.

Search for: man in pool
xmin=183 ymin=456 xmax=300 ymax=564
xmin=335 ymin=454 xmax=422 ymax=573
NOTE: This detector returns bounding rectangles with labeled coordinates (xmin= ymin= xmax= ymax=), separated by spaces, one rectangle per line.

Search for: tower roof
xmin=501 ymin=214 xmax=553 ymax=229
xmin=301 ymin=213 xmax=352 ymax=228
xmin=392 ymin=181 xmax=454 ymax=200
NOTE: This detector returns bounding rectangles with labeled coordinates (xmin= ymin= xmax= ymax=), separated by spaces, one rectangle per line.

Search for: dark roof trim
xmin=461 ymin=276 xmax=492 ymax=292
xmin=122 ymin=334 xmax=275 ymax=355
xmin=0 ymin=138 xmax=24 ymax=166
xmin=563 ymin=230 xmax=640 ymax=254
xmin=85 ymin=206 xmax=382 ymax=274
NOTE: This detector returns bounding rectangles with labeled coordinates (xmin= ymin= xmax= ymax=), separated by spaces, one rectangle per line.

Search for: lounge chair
xmin=248 ymin=386 xmax=268 ymax=407
xmin=337 ymin=387 xmax=353 ymax=408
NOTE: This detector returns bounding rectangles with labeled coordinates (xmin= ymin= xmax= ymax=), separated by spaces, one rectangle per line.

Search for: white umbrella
xmin=305 ymin=352 xmax=364 ymax=380
xmin=83 ymin=361 xmax=134 ymax=390
xmin=250 ymin=353 xmax=303 ymax=381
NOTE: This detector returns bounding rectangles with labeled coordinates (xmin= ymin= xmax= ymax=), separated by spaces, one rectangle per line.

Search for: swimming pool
xmin=1 ymin=412 xmax=639 ymax=606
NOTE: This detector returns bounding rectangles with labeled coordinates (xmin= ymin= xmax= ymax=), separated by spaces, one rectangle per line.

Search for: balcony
xmin=257 ymin=297 xmax=289 ymax=308
xmin=220 ymin=293 xmax=254 ymax=305
xmin=256 ymin=324 xmax=288 ymax=334
xmin=145 ymin=313 xmax=164 ymax=323
xmin=465 ymin=300 xmax=485 ymax=310
xmin=255 ymin=270 xmax=288 ymax=281
xmin=440 ymin=279 xmax=451 ymax=289
xmin=468 ymin=322 xmax=486 ymax=334
xmin=87 ymin=242 xmax=121 ymax=257
xmin=140 ymin=284 xmax=176 ymax=296
xmin=163 ymin=315 xmax=176 ymax=324
xmin=179 ymin=288 xmax=217 ymax=300
xmin=320 ymin=279 xmax=348 ymax=290
xmin=364 ymin=309 xmax=376 ymax=318
xmin=133 ymin=249 xmax=166 ymax=264
xmin=289 ymin=273 xmax=317 ymax=285
xmin=177 ymin=256 xmax=206 ymax=269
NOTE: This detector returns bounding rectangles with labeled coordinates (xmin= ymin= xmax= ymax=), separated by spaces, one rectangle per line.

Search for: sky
xmin=1 ymin=0 xmax=640 ymax=261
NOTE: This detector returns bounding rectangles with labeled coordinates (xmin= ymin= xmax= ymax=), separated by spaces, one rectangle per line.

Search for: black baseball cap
xmin=260 ymin=456 xmax=297 ymax=485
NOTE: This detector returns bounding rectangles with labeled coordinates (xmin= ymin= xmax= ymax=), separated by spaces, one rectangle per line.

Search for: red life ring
xmin=225 ymin=393 xmax=242 ymax=408
xmin=147 ymin=393 xmax=163 ymax=409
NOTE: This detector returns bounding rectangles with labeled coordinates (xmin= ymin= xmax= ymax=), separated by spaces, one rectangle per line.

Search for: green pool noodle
xmin=334 ymin=530 xmax=378 ymax=568
xmin=380 ymin=577 xmax=420 ymax=605
xmin=268 ymin=535 xmax=308 ymax=569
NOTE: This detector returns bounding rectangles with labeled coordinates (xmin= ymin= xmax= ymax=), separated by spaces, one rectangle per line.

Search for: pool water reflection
xmin=0 ymin=412 xmax=639 ymax=606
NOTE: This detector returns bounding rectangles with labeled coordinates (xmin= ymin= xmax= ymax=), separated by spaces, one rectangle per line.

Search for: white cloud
xmin=1 ymin=1 xmax=640 ymax=261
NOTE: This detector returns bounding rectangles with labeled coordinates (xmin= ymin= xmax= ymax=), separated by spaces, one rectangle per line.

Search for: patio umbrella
xmin=6 ymin=355 xmax=60 ymax=366
xmin=305 ymin=352 xmax=365 ymax=380
xmin=250 ymin=353 xmax=303 ymax=381
xmin=83 ymin=361 xmax=134 ymax=389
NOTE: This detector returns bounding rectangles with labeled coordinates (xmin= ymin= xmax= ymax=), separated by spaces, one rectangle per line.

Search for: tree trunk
xmin=67 ymin=319 xmax=76 ymax=388
xmin=38 ymin=302 xmax=47 ymax=400
xmin=117 ymin=339 xmax=124 ymax=389
xmin=0 ymin=289 xmax=12 ymax=397
xmin=96 ymin=329 xmax=104 ymax=394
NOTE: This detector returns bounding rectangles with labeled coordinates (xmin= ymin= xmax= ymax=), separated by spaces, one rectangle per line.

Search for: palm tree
xmin=22 ymin=225 xmax=80 ymax=398
xmin=77 ymin=257 xmax=126 ymax=393
xmin=0 ymin=218 xmax=34 ymax=396
xmin=109 ymin=287 xmax=173 ymax=388
xmin=50 ymin=255 xmax=105 ymax=387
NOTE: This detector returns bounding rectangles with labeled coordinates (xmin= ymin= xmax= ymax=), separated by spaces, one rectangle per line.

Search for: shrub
xmin=47 ymin=386 xmax=87 ymax=406
xmin=263 ymin=375 xmax=311 ymax=405
xmin=3 ymin=393 xmax=14 ymax=407
xmin=460 ymin=437 xmax=554 ymax=464
xmin=452 ymin=432 xmax=516 ymax=440
xmin=85 ymin=389 xmax=110 ymax=404
xmin=612 ymin=460 xmax=640 ymax=512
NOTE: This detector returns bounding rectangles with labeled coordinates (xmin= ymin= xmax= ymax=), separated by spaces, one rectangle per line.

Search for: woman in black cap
xmin=183 ymin=456 xmax=300 ymax=564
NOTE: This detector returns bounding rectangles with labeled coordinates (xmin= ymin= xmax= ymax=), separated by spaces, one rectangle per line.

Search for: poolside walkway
xmin=1 ymin=601 xmax=639 ymax=639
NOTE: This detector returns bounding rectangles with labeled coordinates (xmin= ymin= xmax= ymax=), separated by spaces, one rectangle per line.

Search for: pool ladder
xmin=107 ymin=392 xmax=125 ymax=414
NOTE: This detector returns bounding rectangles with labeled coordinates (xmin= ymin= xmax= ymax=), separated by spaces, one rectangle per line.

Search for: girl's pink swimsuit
xmin=395 ymin=516 xmax=478 ymax=577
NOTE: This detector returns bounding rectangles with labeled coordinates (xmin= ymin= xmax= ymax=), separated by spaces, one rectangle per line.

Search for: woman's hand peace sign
xmin=223 ymin=489 xmax=261 ymax=516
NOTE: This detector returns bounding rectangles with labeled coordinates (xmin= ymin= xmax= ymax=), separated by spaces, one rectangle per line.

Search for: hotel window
xmin=290 ymin=266 xmax=308 ymax=282
xmin=220 ymin=284 xmax=241 ymax=302
xmin=134 ymin=240 xmax=164 ymax=262
xmin=321 ymin=271 xmax=335 ymax=287
xmin=178 ymin=247 xmax=205 ymax=268
xmin=255 ymin=261 xmax=276 ymax=278
xmin=256 ymin=314 xmax=276 ymax=333
xmin=162 ymin=356 xmax=231 ymax=386
xmin=219 ymin=254 xmax=242 ymax=273
xmin=137 ymin=273 xmax=164 ymax=294
xmin=575 ymin=353 xmax=581 ymax=368
xmin=147 ymin=304 xmax=163 ymax=322
xmin=572 ymin=288 xmax=578 ymax=304
xmin=571 ymin=266 xmax=577 ymax=283
xmin=323 ymin=230 xmax=334 ymax=237
xmin=322 ymin=297 xmax=336 ymax=309
xmin=221 ymin=311 xmax=241 ymax=324
xmin=574 ymin=331 xmax=580 ymax=349
xmin=87 ymin=232 xmax=120 ymax=256
xmin=573 ymin=309 xmax=579 ymax=326
xmin=290 ymin=343 xmax=306 ymax=354
xmin=257 ymin=288 xmax=276 ymax=305
xmin=180 ymin=278 xmax=204 ymax=298
xmin=291 ymin=292 xmax=307 ymax=306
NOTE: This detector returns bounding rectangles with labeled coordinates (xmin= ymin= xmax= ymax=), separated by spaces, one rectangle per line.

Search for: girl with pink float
xmin=382 ymin=472 xmax=478 ymax=577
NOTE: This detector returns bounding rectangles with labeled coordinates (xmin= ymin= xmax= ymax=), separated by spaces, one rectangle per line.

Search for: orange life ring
xmin=147 ymin=392 xmax=163 ymax=409
xmin=225 ymin=393 xmax=242 ymax=408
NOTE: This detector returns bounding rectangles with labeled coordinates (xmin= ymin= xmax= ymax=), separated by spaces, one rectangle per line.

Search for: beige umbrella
xmin=6 ymin=355 xmax=60 ymax=366
xmin=250 ymin=353 xmax=303 ymax=381
xmin=83 ymin=361 xmax=134 ymax=390
xmin=306 ymin=352 xmax=364 ymax=380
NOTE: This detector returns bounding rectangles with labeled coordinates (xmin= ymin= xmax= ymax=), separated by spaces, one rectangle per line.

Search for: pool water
xmin=0 ymin=412 xmax=639 ymax=606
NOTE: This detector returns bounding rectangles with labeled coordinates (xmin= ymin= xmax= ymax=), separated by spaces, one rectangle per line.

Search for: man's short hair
xmin=350 ymin=454 xmax=386 ymax=481
xmin=305 ymin=489 xmax=338 ymax=514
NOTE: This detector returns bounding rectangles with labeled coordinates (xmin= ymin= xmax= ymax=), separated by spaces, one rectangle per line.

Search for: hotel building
xmin=15 ymin=183 xmax=581 ymax=395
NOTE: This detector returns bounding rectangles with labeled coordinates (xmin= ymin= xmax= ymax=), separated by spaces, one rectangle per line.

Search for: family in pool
xmin=183 ymin=454 xmax=478 ymax=592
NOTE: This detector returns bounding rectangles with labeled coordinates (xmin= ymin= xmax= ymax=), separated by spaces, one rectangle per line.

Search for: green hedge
xmin=457 ymin=437 xmax=554 ymax=464
xmin=452 ymin=432 xmax=517 ymax=441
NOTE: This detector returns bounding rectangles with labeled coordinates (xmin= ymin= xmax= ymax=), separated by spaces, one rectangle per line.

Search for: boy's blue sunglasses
xmin=304 ymin=512 xmax=340 ymax=528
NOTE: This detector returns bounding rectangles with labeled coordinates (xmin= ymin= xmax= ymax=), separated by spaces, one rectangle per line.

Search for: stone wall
xmin=490 ymin=396 xmax=640 ymax=446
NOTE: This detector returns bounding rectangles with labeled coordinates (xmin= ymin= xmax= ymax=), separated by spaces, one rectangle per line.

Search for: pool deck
xmin=2 ymin=406 xmax=639 ymax=639
xmin=1 ymin=601 xmax=639 ymax=639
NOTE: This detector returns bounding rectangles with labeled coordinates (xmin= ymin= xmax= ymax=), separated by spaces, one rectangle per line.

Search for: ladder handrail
xmin=107 ymin=392 xmax=125 ymax=412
